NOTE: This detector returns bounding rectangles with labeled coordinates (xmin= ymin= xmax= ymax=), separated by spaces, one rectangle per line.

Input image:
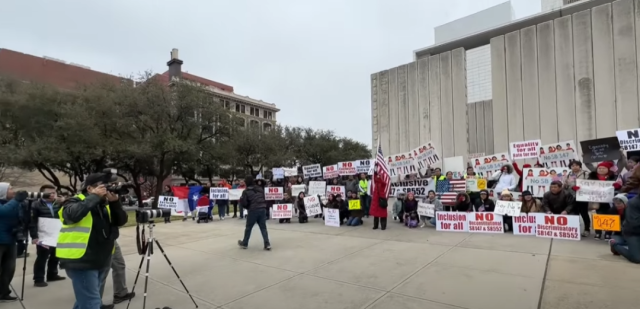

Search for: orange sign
xmin=592 ymin=214 xmax=621 ymax=232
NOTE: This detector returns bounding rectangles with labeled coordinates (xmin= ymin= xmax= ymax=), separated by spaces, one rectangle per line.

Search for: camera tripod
xmin=128 ymin=220 xmax=199 ymax=309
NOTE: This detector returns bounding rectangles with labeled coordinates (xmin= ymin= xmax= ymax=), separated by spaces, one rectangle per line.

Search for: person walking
xmin=237 ymin=176 xmax=271 ymax=250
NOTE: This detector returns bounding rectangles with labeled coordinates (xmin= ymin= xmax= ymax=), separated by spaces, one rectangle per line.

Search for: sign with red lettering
xmin=265 ymin=187 xmax=284 ymax=201
xmin=272 ymin=204 xmax=293 ymax=219
xmin=534 ymin=214 xmax=580 ymax=241
xmin=338 ymin=161 xmax=357 ymax=176
xmin=467 ymin=212 xmax=504 ymax=234
xmin=323 ymin=164 xmax=339 ymax=179
xmin=435 ymin=213 xmax=469 ymax=232
xmin=304 ymin=196 xmax=322 ymax=216
xmin=326 ymin=185 xmax=346 ymax=198
xmin=512 ymin=214 xmax=537 ymax=236
xmin=509 ymin=139 xmax=541 ymax=160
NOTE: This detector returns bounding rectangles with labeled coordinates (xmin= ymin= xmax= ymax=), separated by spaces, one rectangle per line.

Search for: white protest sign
xmin=473 ymin=153 xmax=511 ymax=175
xmin=512 ymin=214 xmax=537 ymax=236
xmin=466 ymin=179 xmax=479 ymax=192
xmin=494 ymin=200 xmax=522 ymax=217
xmin=576 ymin=179 xmax=615 ymax=203
xmin=283 ymin=167 xmax=298 ymax=177
xmin=323 ymin=165 xmax=339 ymax=179
xmin=228 ymin=189 xmax=244 ymax=201
xmin=291 ymin=184 xmax=306 ymax=196
xmin=510 ymin=139 xmax=541 ymax=160
xmin=412 ymin=143 xmax=441 ymax=173
xmin=304 ymin=195 xmax=322 ymax=216
xmin=308 ymin=181 xmax=326 ymax=196
xmin=355 ymin=159 xmax=372 ymax=174
xmin=37 ymin=218 xmax=62 ymax=247
xmin=272 ymin=204 xmax=293 ymax=219
xmin=272 ymin=168 xmax=284 ymax=179
xmin=302 ymin=164 xmax=322 ymax=178
xmin=265 ymin=187 xmax=284 ymax=200
xmin=466 ymin=212 xmax=504 ymax=234
xmin=534 ymin=213 xmax=581 ymax=241
xmin=209 ymin=188 xmax=229 ymax=200
xmin=617 ymin=128 xmax=640 ymax=151
xmin=435 ymin=212 xmax=469 ymax=232
xmin=417 ymin=203 xmax=435 ymax=217
xmin=538 ymin=141 xmax=577 ymax=166
xmin=324 ymin=208 xmax=340 ymax=227
xmin=158 ymin=195 xmax=179 ymax=215
xmin=326 ymin=185 xmax=346 ymax=198
xmin=338 ymin=161 xmax=357 ymax=176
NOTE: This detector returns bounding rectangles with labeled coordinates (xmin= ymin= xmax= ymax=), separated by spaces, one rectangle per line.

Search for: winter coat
xmin=474 ymin=196 xmax=495 ymax=212
xmin=345 ymin=180 xmax=359 ymax=195
xmin=454 ymin=193 xmax=472 ymax=212
xmin=348 ymin=198 xmax=364 ymax=218
xmin=542 ymin=190 xmax=574 ymax=214
xmin=392 ymin=199 xmax=403 ymax=216
xmin=490 ymin=165 xmax=518 ymax=193
xmin=369 ymin=177 xmax=388 ymax=218
xmin=402 ymin=199 xmax=418 ymax=214
xmin=623 ymin=196 xmax=640 ymax=237
xmin=521 ymin=199 xmax=543 ymax=213
xmin=29 ymin=199 xmax=62 ymax=240
xmin=587 ymin=171 xmax=618 ymax=212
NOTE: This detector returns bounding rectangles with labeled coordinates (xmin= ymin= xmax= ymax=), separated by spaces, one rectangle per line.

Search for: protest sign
xmin=37 ymin=218 xmax=62 ymax=247
xmin=348 ymin=200 xmax=361 ymax=210
xmin=616 ymin=128 xmax=640 ymax=151
xmin=303 ymin=164 xmax=323 ymax=178
xmin=510 ymin=139 xmax=541 ymax=160
xmin=228 ymin=189 xmax=244 ymax=201
xmin=435 ymin=212 xmax=469 ymax=232
xmin=535 ymin=214 xmax=580 ymax=241
xmin=389 ymin=179 xmax=434 ymax=197
xmin=576 ymin=179 xmax=615 ymax=203
xmin=417 ymin=203 xmax=435 ymax=217
xmin=468 ymin=153 xmax=485 ymax=161
xmin=338 ymin=161 xmax=357 ymax=176
xmin=467 ymin=212 xmax=504 ymax=233
xmin=326 ymin=185 xmax=346 ymax=198
xmin=472 ymin=153 xmax=510 ymax=176
xmin=283 ymin=167 xmax=298 ymax=177
xmin=272 ymin=168 xmax=284 ymax=179
xmin=308 ymin=181 xmax=326 ymax=196
xmin=592 ymin=214 xmax=621 ymax=232
xmin=324 ymin=208 xmax=340 ymax=227
xmin=538 ymin=141 xmax=577 ymax=167
xmin=580 ymin=137 xmax=621 ymax=163
xmin=209 ymin=188 xmax=229 ymax=200
xmin=355 ymin=159 xmax=372 ymax=174
xmin=265 ymin=187 xmax=284 ymax=200
xmin=388 ymin=152 xmax=418 ymax=178
xmin=512 ymin=214 xmax=537 ymax=236
xmin=272 ymin=204 xmax=293 ymax=219
xmin=292 ymin=184 xmax=306 ymax=196
xmin=494 ymin=200 xmax=522 ymax=217
xmin=323 ymin=165 xmax=339 ymax=179
xmin=158 ymin=195 xmax=179 ymax=215
xmin=465 ymin=178 xmax=486 ymax=192
xmin=304 ymin=196 xmax=322 ymax=216
xmin=412 ymin=143 xmax=441 ymax=173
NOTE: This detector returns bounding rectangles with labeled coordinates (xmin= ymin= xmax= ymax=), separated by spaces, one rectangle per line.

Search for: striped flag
xmin=437 ymin=179 xmax=467 ymax=205
xmin=373 ymin=139 xmax=391 ymax=199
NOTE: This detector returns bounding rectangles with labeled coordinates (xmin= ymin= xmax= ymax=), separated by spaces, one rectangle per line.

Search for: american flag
xmin=373 ymin=139 xmax=391 ymax=199
xmin=437 ymin=179 xmax=467 ymax=205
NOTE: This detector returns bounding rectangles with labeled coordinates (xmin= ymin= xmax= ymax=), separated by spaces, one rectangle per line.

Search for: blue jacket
xmin=0 ymin=199 xmax=22 ymax=244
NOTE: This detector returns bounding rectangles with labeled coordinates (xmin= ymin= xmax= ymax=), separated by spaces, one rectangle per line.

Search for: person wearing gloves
xmin=393 ymin=192 xmax=405 ymax=222
xmin=474 ymin=189 xmax=495 ymax=212
xmin=0 ymin=183 xmax=28 ymax=302
xmin=424 ymin=190 xmax=444 ymax=227
xmin=542 ymin=180 xmax=574 ymax=215
xmin=588 ymin=161 xmax=621 ymax=240
xmin=563 ymin=160 xmax=591 ymax=237
xmin=489 ymin=164 xmax=518 ymax=193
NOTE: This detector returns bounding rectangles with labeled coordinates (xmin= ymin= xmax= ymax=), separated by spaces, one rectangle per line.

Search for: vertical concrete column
xmin=417 ymin=57 xmax=430 ymax=145
xmin=371 ymin=73 xmax=379 ymax=156
xmin=537 ymin=21 xmax=559 ymax=145
xmin=476 ymin=101 xmax=486 ymax=154
xmin=407 ymin=62 xmax=420 ymax=149
xmin=452 ymin=48 xmax=468 ymax=160
xmin=468 ymin=103 xmax=478 ymax=153
xmin=555 ymin=16 xmax=577 ymax=143
xmin=398 ymin=64 xmax=409 ymax=152
xmin=573 ymin=9 xmax=597 ymax=146
xmin=520 ymin=26 xmax=541 ymax=141
xmin=613 ymin=0 xmax=639 ymax=130
xmin=429 ymin=55 xmax=443 ymax=159
xmin=440 ymin=52 xmax=455 ymax=158
xmin=484 ymin=100 xmax=495 ymax=154
xmin=505 ymin=31 xmax=525 ymax=144
xmin=378 ymin=71 xmax=391 ymax=155
xmin=491 ymin=36 xmax=509 ymax=153
xmin=592 ymin=3 xmax=617 ymax=138
xmin=388 ymin=67 xmax=399 ymax=154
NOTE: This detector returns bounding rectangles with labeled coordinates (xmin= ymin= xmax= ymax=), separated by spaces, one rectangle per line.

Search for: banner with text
xmin=389 ymin=179 xmax=434 ymax=197
xmin=510 ymin=139 xmax=541 ymax=160
xmin=616 ymin=128 xmax=640 ymax=151
xmin=417 ymin=203 xmax=435 ymax=217
xmin=538 ymin=140 xmax=577 ymax=168
xmin=576 ymin=179 xmax=615 ymax=203
xmin=338 ymin=161 xmax=357 ymax=176
xmin=209 ymin=188 xmax=229 ymax=200
xmin=387 ymin=152 xmax=418 ymax=178
xmin=308 ymin=181 xmax=326 ymax=196
xmin=472 ymin=153 xmax=511 ymax=177
xmin=412 ymin=143 xmax=441 ymax=174
xmin=265 ymin=187 xmax=284 ymax=200
xmin=272 ymin=204 xmax=293 ymax=219
xmin=303 ymin=164 xmax=323 ymax=178
xmin=304 ymin=196 xmax=322 ymax=216
xmin=323 ymin=165 xmax=339 ymax=179
xmin=326 ymin=185 xmax=346 ymax=198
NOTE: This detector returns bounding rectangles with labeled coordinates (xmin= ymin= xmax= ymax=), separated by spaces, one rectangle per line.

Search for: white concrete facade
xmin=434 ymin=1 xmax=515 ymax=44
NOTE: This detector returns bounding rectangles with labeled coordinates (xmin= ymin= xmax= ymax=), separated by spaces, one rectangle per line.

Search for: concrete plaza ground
xmin=8 ymin=216 xmax=640 ymax=309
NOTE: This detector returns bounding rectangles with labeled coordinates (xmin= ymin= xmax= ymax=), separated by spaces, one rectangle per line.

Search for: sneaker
xmin=594 ymin=234 xmax=602 ymax=240
xmin=182 ymin=217 xmax=187 ymax=222
xmin=0 ymin=294 xmax=17 ymax=302
xmin=393 ymin=216 xmax=397 ymax=221
xmin=604 ymin=234 xmax=611 ymax=240
xmin=420 ymin=223 xmax=426 ymax=228
xmin=221 ymin=217 xmax=225 ymax=220
xmin=113 ymin=292 xmax=136 ymax=304
xmin=47 ymin=275 xmax=66 ymax=282
xmin=34 ymin=281 xmax=48 ymax=287
xmin=264 ymin=245 xmax=271 ymax=251
xmin=237 ymin=240 xmax=247 ymax=249
xmin=16 ymin=253 xmax=29 ymax=258
xmin=581 ymin=230 xmax=590 ymax=237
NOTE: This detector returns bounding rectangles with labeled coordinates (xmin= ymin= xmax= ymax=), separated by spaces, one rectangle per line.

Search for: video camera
xmin=136 ymin=208 xmax=172 ymax=224
xmin=96 ymin=168 xmax=136 ymax=195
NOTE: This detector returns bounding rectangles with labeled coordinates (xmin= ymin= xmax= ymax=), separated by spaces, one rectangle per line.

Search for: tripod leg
xmin=9 ymin=284 xmax=26 ymax=309
xmin=125 ymin=253 xmax=147 ymax=309
xmin=154 ymin=240 xmax=199 ymax=308
xmin=142 ymin=240 xmax=153 ymax=309
xmin=21 ymin=240 xmax=28 ymax=300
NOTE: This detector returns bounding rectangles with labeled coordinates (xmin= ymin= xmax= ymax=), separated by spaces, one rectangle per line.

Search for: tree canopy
xmin=0 ymin=75 xmax=371 ymax=205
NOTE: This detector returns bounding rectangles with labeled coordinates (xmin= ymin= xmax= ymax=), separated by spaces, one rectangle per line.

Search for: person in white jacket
xmin=490 ymin=164 xmax=518 ymax=194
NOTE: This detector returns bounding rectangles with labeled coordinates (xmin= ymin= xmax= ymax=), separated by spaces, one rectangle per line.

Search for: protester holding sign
xmin=424 ymin=190 xmax=444 ymax=227
xmin=587 ymin=161 xmax=620 ymax=240
xmin=520 ymin=191 xmax=543 ymax=213
xmin=511 ymin=162 xmax=532 ymax=192
xmin=543 ymin=181 xmax=574 ymax=215
xmin=453 ymin=192 xmax=473 ymax=212
xmin=278 ymin=193 xmax=294 ymax=223
xmin=402 ymin=192 xmax=419 ymax=228
xmin=489 ymin=164 xmax=518 ymax=193
xmin=562 ymin=160 xmax=591 ymax=237
xmin=346 ymin=192 xmax=364 ymax=226
xmin=295 ymin=192 xmax=308 ymax=224
xmin=473 ymin=190 xmax=495 ymax=212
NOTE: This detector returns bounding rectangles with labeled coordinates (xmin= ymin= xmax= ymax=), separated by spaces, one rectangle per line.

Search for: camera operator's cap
xmin=83 ymin=173 xmax=109 ymax=189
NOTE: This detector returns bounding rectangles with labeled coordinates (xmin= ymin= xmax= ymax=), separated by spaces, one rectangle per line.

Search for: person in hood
xmin=520 ymin=191 xmax=543 ymax=213
xmin=543 ymin=180 xmax=574 ymax=215
xmin=589 ymin=161 xmax=621 ymax=240
xmin=474 ymin=190 xmax=495 ymax=212
xmin=424 ymin=190 xmax=444 ymax=227
xmin=563 ymin=160 xmax=591 ymax=237
xmin=237 ymin=176 xmax=271 ymax=250
xmin=606 ymin=194 xmax=628 ymax=241
xmin=0 ymin=182 xmax=28 ymax=302
xmin=614 ymin=173 xmax=640 ymax=263
xmin=490 ymin=164 xmax=518 ymax=193
xmin=393 ymin=193 xmax=405 ymax=222
xmin=454 ymin=192 xmax=473 ymax=212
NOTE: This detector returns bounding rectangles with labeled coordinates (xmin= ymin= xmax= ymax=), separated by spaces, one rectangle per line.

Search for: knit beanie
xmin=597 ymin=161 xmax=614 ymax=170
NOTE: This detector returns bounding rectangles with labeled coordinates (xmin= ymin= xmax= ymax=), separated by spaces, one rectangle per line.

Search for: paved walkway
xmin=8 ymin=217 xmax=640 ymax=309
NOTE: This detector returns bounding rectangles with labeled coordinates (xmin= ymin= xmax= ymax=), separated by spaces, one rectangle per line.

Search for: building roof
xmin=158 ymin=71 xmax=234 ymax=92
xmin=0 ymin=48 xmax=123 ymax=90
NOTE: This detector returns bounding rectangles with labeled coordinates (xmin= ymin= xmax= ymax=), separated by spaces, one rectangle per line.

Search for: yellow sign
xmin=348 ymin=200 xmax=361 ymax=210
xmin=592 ymin=214 xmax=621 ymax=232
xmin=477 ymin=179 xmax=487 ymax=190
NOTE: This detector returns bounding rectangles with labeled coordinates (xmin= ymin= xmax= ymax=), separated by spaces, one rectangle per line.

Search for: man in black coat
xmin=237 ymin=176 xmax=271 ymax=250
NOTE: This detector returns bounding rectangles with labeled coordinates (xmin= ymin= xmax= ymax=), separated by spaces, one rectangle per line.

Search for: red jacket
xmin=369 ymin=177 xmax=388 ymax=218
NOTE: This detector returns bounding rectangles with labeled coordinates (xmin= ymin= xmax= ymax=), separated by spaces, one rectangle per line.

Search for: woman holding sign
xmin=588 ymin=162 xmax=621 ymax=240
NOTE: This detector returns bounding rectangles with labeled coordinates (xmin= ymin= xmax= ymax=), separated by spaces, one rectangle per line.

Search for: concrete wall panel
xmin=476 ymin=101 xmax=486 ymax=154
xmin=505 ymin=31 xmax=525 ymax=143
xmin=417 ymin=58 xmax=430 ymax=145
xmin=592 ymin=3 xmax=618 ymax=138
xmin=573 ymin=9 xmax=597 ymax=145
xmin=520 ymin=26 xmax=541 ymax=141
xmin=378 ymin=71 xmax=390 ymax=155
xmin=452 ymin=48 xmax=468 ymax=159
xmin=388 ymin=67 xmax=399 ymax=154
xmin=613 ymin=0 xmax=639 ymax=130
xmin=554 ymin=16 xmax=577 ymax=143
xmin=440 ymin=52 xmax=455 ymax=158
xmin=491 ymin=36 xmax=509 ymax=153
xmin=484 ymin=100 xmax=495 ymax=154
xmin=397 ymin=64 xmax=409 ymax=152
xmin=429 ymin=55 xmax=443 ymax=156
xmin=468 ymin=103 xmax=478 ymax=153
xmin=371 ymin=73 xmax=379 ymax=155
xmin=407 ymin=62 xmax=420 ymax=149
xmin=537 ymin=21 xmax=559 ymax=145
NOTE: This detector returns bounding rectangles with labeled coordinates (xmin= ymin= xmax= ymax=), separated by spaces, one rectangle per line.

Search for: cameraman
xmin=236 ymin=176 xmax=271 ymax=250
xmin=28 ymin=185 xmax=67 ymax=287
xmin=57 ymin=173 xmax=128 ymax=309
xmin=0 ymin=182 xmax=28 ymax=302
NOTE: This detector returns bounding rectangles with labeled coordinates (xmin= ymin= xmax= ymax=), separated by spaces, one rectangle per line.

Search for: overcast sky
xmin=2 ymin=0 xmax=540 ymax=146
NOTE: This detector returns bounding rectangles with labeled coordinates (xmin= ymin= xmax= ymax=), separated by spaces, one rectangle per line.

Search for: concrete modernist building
xmin=542 ymin=0 xmax=589 ymax=12
xmin=434 ymin=1 xmax=515 ymax=44
xmin=371 ymin=0 xmax=640 ymax=164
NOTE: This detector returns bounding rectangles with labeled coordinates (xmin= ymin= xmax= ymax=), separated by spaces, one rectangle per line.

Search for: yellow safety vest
xmin=57 ymin=193 xmax=114 ymax=259
xmin=463 ymin=173 xmax=481 ymax=179
xmin=359 ymin=180 xmax=368 ymax=196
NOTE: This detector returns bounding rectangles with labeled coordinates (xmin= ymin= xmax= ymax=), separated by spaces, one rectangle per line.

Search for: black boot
xmin=381 ymin=217 xmax=387 ymax=230
xmin=372 ymin=217 xmax=379 ymax=230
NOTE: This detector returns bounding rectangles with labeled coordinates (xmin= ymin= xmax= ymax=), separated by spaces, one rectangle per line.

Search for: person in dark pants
xmin=0 ymin=182 xmax=28 ymax=302
xmin=28 ymin=185 xmax=67 ymax=287
xmin=16 ymin=239 xmax=27 ymax=258
xmin=237 ymin=176 xmax=271 ymax=250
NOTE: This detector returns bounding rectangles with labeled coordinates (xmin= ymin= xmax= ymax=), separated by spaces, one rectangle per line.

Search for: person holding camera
xmin=28 ymin=184 xmax=67 ymax=287
xmin=57 ymin=173 xmax=128 ymax=309
xmin=0 ymin=182 xmax=28 ymax=302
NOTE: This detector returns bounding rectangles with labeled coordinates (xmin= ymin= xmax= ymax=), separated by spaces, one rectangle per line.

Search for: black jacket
xmin=474 ymin=198 xmax=495 ymax=212
xmin=623 ymin=196 xmax=640 ymax=237
xmin=239 ymin=186 xmax=267 ymax=211
xmin=29 ymin=199 xmax=63 ymax=240
xmin=59 ymin=193 xmax=128 ymax=270
xmin=454 ymin=193 xmax=472 ymax=212
xmin=542 ymin=190 xmax=574 ymax=214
